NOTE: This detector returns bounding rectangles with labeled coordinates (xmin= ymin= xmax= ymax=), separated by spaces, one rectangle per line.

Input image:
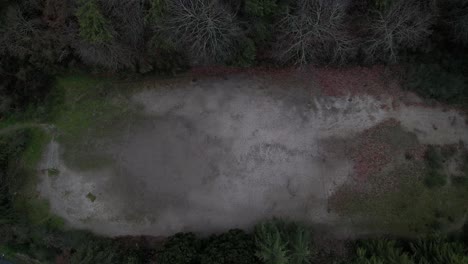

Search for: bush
xmin=200 ymin=229 xmax=257 ymax=264
xmin=0 ymin=130 xmax=31 ymax=225
xmin=353 ymin=239 xmax=414 ymax=264
xmin=157 ymin=233 xmax=199 ymax=264
xmin=0 ymin=2 xmax=71 ymax=116
xmin=144 ymin=32 xmax=189 ymax=74
xmin=70 ymin=237 xmax=120 ymax=264
xmin=76 ymin=0 xmax=113 ymax=44
xmin=245 ymin=0 xmax=278 ymax=18
xmin=405 ymin=63 xmax=467 ymax=104
xmin=423 ymin=146 xmax=447 ymax=188
xmin=410 ymin=236 xmax=468 ymax=264
xmin=352 ymin=236 xmax=468 ymax=264
xmin=73 ymin=40 xmax=137 ymax=71
xmin=0 ymin=55 xmax=53 ymax=116
xmin=74 ymin=0 xmax=146 ymax=71
xmin=255 ymin=220 xmax=290 ymax=264
xmin=424 ymin=146 xmax=443 ymax=170
xmin=424 ymin=170 xmax=447 ymax=188
xmin=255 ymin=219 xmax=314 ymax=264
xmin=230 ymin=37 xmax=257 ymax=67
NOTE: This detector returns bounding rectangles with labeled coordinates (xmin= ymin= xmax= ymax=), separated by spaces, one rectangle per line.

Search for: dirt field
xmin=37 ymin=73 xmax=468 ymax=237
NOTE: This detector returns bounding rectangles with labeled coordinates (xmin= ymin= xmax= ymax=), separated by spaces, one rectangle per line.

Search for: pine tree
xmin=76 ymin=0 xmax=113 ymax=44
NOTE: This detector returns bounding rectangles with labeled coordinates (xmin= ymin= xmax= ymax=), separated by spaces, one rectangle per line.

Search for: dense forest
xmin=1 ymin=0 xmax=467 ymax=118
xmin=1 ymin=0 xmax=468 ymax=263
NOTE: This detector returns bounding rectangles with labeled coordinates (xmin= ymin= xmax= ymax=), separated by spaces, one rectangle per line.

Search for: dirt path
xmin=36 ymin=74 xmax=468 ymax=237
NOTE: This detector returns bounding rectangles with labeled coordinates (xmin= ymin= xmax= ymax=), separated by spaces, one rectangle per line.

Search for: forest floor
xmin=24 ymin=68 xmax=468 ymax=237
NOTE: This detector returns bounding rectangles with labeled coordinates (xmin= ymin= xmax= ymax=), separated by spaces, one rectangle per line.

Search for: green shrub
xmin=410 ymin=236 xmax=468 ymax=264
xmin=424 ymin=146 xmax=443 ymax=170
xmin=76 ymin=0 xmax=113 ymax=44
xmin=353 ymin=239 xmax=415 ymax=264
xmin=157 ymin=233 xmax=199 ymax=264
xmin=424 ymin=170 xmax=447 ymax=188
xmin=200 ymin=229 xmax=257 ymax=264
xmin=452 ymin=176 xmax=468 ymax=187
xmin=288 ymin=225 xmax=313 ymax=264
xmin=255 ymin=220 xmax=314 ymax=264
xmin=374 ymin=0 xmax=393 ymax=11
xmin=255 ymin=220 xmax=290 ymax=264
xmin=145 ymin=34 xmax=189 ymax=74
xmin=423 ymin=146 xmax=447 ymax=188
xmin=145 ymin=0 xmax=166 ymax=24
xmin=230 ymin=38 xmax=257 ymax=67
xmin=244 ymin=0 xmax=278 ymax=18
xmin=70 ymin=237 xmax=119 ymax=264
xmin=405 ymin=64 xmax=467 ymax=104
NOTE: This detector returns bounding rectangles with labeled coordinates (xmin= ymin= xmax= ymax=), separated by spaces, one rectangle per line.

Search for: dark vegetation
xmin=0 ymin=0 xmax=467 ymax=119
xmin=1 ymin=0 xmax=468 ymax=262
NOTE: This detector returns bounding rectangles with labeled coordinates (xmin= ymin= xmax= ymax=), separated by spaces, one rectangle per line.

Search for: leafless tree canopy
xmin=446 ymin=0 xmax=468 ymax=44
xmin=0 ymin=5 xmax=71 ymax=66
xmin=161 ymin=0 xmax=243 ymax=64
xmin=275 ymin=0 xmax=355 ymax=66
xmin=364 ymin=0 xmax=434 ymax=63
xmin=0 ymin=6 xmax=38 ymax=58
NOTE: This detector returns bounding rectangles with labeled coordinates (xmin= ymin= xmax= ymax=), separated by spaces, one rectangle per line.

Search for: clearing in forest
xmin=36 ymin=70 xmax=468 ymax=237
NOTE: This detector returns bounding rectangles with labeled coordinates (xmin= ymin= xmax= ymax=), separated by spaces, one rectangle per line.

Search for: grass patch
xmin=0 ymin=127 xmax=64 ymax=229
xmin=47 ymin=168 xmax=60 ymax=177
xmin=424 ymin=170 xmax=447 ymax=188
xmin=51 ymin=74 xmax=137 ymax=171
xmin=330 ymin=161 xmax=468 ymax=236
xmin=86 ymin=192 xmax=97 ymax=202
xmin=424 ymin=145 xmax=443 ymax=170
xmin=19 ymin=128 xmax=50 ymax=170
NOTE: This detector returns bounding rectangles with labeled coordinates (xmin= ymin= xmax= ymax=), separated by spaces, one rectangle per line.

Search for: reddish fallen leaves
xmin=190 ymin=65 xmax=295 ymax=78
xmin=349 ymin=119 xmax=401 ymax=181
xmin=313 ymin=65 xmax=402 ymax=98
xmin=406 ymin=145 xmax=428 ymax=162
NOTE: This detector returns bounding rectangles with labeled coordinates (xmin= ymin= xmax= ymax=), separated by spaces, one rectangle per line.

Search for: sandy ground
xmin=37 ymin=74 xmax=468 ymax=236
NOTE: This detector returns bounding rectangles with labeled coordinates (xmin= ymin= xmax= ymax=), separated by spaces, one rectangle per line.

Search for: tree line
xmin=0 ymin=0 xmax=467 ymax=118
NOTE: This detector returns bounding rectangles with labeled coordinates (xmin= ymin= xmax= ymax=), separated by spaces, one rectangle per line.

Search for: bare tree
xmin=0 ymin=6 xmax=38 ymax=58
xmin=363 ymin=0 xmax=434 ymax=63
xmin=275 ymin=0 xmax=355 ymax=66
xmin=0 ymin=5 xmax=72 ymax=69
xmin=161 ymin=0 xmax=243 ymax=64
xmin=446 ymin=0 xmax=468 ymax=44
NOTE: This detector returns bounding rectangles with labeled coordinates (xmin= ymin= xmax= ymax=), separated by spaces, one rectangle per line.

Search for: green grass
xmin=331 ymin=161 xmax=468 ymax=236
xmin=86 ymin=192 xmax=97 ymax=202
xmin=47 ymin=168 xmax=60 ymax=177
xmin=0 ymin=245 xmax=16 ymax=259
xmin=13 ymin=128 xmax=64 ymax=228
xmin=21 ymin=128 xmax=51 ymax=170
xmin=51 ymin=74 xmax=136 ymax=170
